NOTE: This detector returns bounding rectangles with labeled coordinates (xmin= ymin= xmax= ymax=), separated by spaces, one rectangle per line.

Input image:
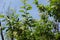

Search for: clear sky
xmin=0 ymin=0 xmax=48 ymax=19
xmin=0 ymin=0 xmax=48 ymax=40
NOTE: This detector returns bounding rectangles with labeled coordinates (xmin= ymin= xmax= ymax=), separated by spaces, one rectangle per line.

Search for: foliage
xmin=0 ymin=14 xmax=4 ymax=18
xmin=0 ymin=0 xmax=60 ymax=40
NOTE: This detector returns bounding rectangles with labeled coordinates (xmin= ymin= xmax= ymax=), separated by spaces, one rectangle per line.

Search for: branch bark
xmin=0 ymin=21 xmax=4 ymax=40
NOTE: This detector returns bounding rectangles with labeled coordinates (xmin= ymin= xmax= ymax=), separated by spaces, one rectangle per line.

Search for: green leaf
xmin=2 ymin=27 xmax=6 ymax=30
xmin=34 ymin=0 xmax=38 ymax=5
xmin=19 ymin=10 xmax=24 ymax=12
xmin=22 ymin=14 xmax=26 ymax=17
xmin=20 ymin=0 xmax=27 ymax=3
xmin=26 ymin=4 xmax=32 ymax=10
xmin=27 ymin=6 xmax=32 ymax=10
xmin=0 ymin=14 xmax=4 ymax=18
xmin=20 ymin=6 xmax=25 ymax=9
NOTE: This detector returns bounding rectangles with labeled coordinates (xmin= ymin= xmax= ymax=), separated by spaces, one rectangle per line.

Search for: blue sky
xmin=0 ymin=0 xmax=48 ymax=19
xmin=0 ymin=0 xmax=48 ymax=40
